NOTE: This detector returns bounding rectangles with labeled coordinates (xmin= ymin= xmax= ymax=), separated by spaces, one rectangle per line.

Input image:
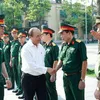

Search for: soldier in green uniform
xmin=0 ymin=14 xmax=12 ymax=100
xmin=91 ymin=16 xmax=100 ymax=99
xmin=41 ymin=26 xmax=59 ymax=100
xmin=2 ymin=32 xmax=11 ymax=83
xmin=17 ymin=31 xmax=27 ymax=99
xmin=54 ymin=23 xmax=87 ymax=100
xmin=10 ymin=28 xmax=20 ymax=92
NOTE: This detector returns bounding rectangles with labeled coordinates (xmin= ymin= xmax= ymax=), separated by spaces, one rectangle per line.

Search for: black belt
xmin=23 ymin=73 xmax=45 ymax=78
xmin=64 ymin=71 xmax=81 ymax=76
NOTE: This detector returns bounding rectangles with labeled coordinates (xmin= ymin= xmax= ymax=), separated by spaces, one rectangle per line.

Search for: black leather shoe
xmin=16 ymin=91 xmax=22 ymax=95
xmin=18 ymin=95 xmax=24 ymax=99
xmin=7 ymin=87 xmax=14 ymax=90
xmin=12 ymin=89 xmax=18 ymax=93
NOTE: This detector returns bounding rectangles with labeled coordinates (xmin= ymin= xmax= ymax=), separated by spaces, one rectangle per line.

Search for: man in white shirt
xmin=21 ymin=27 xmax=55 ymax=100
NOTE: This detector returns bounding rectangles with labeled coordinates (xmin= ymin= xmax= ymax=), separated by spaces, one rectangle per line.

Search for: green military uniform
xmin=0 ymin=39 xmax=4 ymax=100
xmin=3 ymin=37 xmax=11 ymax=79
xmin=11 ymin=39 xmax=20 ymax=90
xmin=58 ymin=23 xmax=87 ymax=100
xmin=44 ymin=40 xmax=59 ymax=100
xmin=0 ymin=14 xmax=6 ymax=100
xmin=18 ymin=45 xmax=22 ymax=91
xmin=41 ymin=26 xmax=59 ymax=100
xmin=17 ymin=42 xmax=26 ymax=95
xmin=59 ymin=38 xmax=87 ymax=100
xmin=16 ymin=31 xmax=27 ymax=98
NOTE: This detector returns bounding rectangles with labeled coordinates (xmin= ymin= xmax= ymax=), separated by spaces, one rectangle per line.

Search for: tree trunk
xmin=97 ymin=0 xmax=100 ymax=51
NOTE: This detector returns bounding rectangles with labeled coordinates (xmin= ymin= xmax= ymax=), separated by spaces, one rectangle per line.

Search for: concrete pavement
xmin=4 ymin=71 xmax=97 ymax=100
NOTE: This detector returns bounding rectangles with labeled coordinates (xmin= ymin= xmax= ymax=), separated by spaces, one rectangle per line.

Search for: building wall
xmin=45 ymin=3 xmax=61 ymax=40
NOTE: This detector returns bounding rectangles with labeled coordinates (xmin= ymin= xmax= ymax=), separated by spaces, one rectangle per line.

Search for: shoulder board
xmin=52 ymin=42 xmax=56 ymax=46
xmin=76 ymin=39 xmax=81 ymax=43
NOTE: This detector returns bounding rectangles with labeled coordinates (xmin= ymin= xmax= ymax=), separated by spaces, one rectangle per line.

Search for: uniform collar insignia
xmin=68 ymin=37 xmax=75 ymax=45
xmin=71 ymin=41 xmax=74 ymax=45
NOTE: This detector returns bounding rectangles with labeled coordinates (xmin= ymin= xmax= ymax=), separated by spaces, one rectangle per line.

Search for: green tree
xmin=3 ymin=0 xmax=24 ymax=30
xmin=61 ymin=1 xmax=84 ymax=25
xmin=26 ymin=0 xmax=51 ymax=28
xmin=61 ymin=1 xmax=95 ymax=39
xmin=0 ymin=0 xmax=5 ymax=14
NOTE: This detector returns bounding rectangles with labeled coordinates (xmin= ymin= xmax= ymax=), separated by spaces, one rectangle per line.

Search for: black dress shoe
xmin=7 ymin=87 xmax=14 ymax=90
xmin=16 ymin=91 xmax=22 ymax=95
xmin=18 ymin=95 xmax=24 ymax=99
xmin=12 ymin=89 xmax=18 ymax=93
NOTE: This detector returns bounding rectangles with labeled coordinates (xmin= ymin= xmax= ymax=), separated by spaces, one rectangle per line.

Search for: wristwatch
xmin=80 ymin=79 xmax=85 ymax=82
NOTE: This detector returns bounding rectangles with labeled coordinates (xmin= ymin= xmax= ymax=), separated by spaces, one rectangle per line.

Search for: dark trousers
xmin=63 ymin=73 xmax=84 ymax=100
xmin=17 ymin=65 xmax=23 ymax=92
xmin=46 ymin=73 xmax=58 ymax=100
xmin=0 ymin=82 xmax=4 ymax=100
xmin=11 ymin=58 xmax=19 ymax=89
xmin=22 ymin=73 xmax=47 ymax=100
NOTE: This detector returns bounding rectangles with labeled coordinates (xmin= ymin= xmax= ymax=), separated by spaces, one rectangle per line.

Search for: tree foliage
xmin=0 ymin=0 xmax=51 ymax=30
xmin=0 ymin=0 xmax=24 ymax=30
xmin=61 ymin=1 xmax=95 ymax=34
xmin=26 ymin=0 xmax=51 ymax=24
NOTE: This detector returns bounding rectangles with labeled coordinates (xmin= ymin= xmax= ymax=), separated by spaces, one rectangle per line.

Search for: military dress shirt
xmin=3 ymin=42 xmax=11 ymax=64
xmin=21 ymin=39 xmax=47 ymax=76
xmin=44 ymin=40 xmax=59 ymax=68
xmin=11 ymin=40 xmax=20 ymax=58
xmin=59 ymin=37 xmax=87 ymax=74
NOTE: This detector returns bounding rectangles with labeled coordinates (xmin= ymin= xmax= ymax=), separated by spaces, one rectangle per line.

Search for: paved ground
xmin=4 ymin=43 xmax=98 ymax=100
xmin=4 ymin=72 xmax=97 ymax=100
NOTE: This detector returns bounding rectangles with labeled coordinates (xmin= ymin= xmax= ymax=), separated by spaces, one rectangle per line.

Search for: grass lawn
xmin=86 ymin=68 xmax=96 ymax=77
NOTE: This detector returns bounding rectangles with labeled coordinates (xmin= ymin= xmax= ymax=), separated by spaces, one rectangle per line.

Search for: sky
xmin=51 ymin=0 xmax=97 ymax=6
xmin=68 ymin=0 xmax=97 ymax=5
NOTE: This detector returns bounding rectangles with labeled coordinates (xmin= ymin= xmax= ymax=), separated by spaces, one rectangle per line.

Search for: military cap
xmin=0 ymin=14 xmax=6 ymax=27
xmin=18 ymin=31 xmax=27 ymax=38
xmin=95 ymin=16 xmax=100 ymax=27
xmin=58 ymin=23 xmax=75 ymax=33
xmin=41 ymin=25 xmax=55 ymax=34
xmin=11 ymin=27 xmax=18 ymax=33
xmin=3 ymin=31 xmax=9 ymax=37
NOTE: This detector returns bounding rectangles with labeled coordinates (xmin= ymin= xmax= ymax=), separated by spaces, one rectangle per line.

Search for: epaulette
xmin=76 ymin=39 xmax=81 ymax=43
xmin=52 ymin=42 xmax=56 ymax=46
